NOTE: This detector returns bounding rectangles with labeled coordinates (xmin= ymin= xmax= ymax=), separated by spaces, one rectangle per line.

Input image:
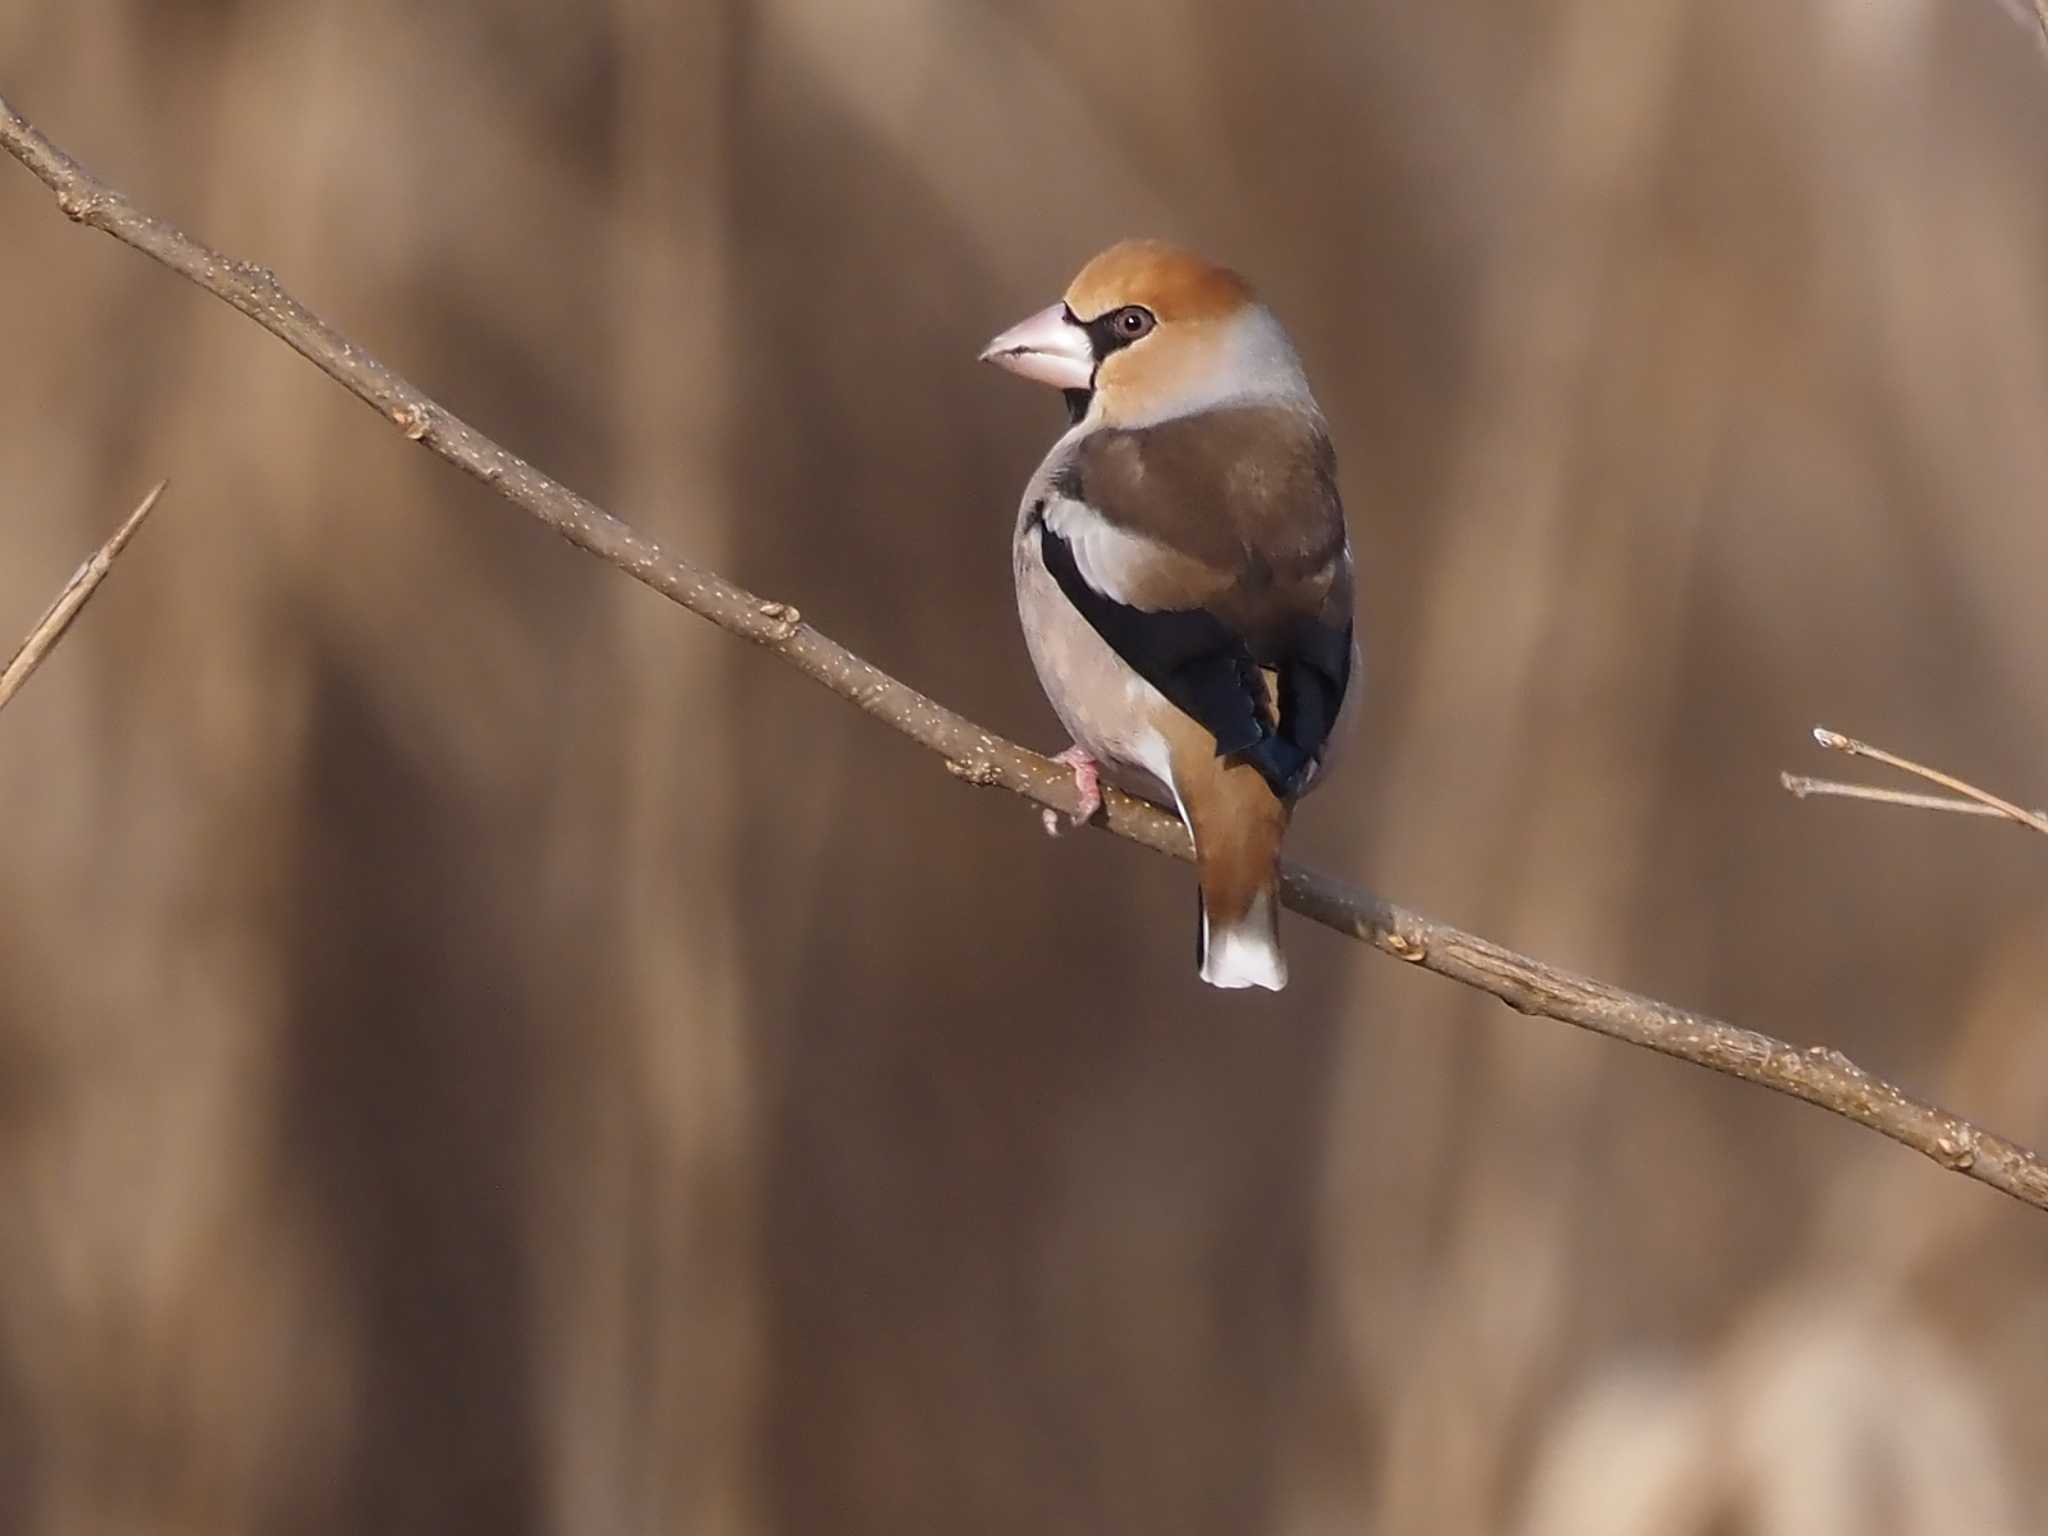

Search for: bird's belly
xmin=1014 ymin=522 xmax=1176 ymax=807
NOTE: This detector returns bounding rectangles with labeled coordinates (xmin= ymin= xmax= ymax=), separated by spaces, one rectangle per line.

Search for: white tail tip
xmin=1199 ymin=893 xmax=1288 ymax=992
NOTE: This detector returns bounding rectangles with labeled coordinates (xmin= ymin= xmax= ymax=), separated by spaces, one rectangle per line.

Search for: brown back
xmin=1064 ymin=404 xmax=1352 ymax=646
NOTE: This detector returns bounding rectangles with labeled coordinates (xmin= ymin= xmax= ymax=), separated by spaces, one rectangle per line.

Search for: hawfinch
xmin=982 ymin=240 xmax=1354 ymax=992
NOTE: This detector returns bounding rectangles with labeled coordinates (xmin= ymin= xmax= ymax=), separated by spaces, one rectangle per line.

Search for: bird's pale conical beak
xmin=979 ymin=303 xmax=1095 ymax=391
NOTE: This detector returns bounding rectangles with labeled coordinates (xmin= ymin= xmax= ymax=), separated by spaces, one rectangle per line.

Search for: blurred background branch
xmin=1986 ymin=0 xmax=2048 ymax=52
xmin=3 ymin=95 xmax=2045 ymax=1216
xmin=0 ymin=478 xmax=162 ymax=714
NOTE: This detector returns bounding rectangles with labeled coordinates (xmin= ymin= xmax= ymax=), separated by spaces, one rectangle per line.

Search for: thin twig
xmin=1803 ymin=725 xmax=2048 ymax=838
xmin=1780 ymin=774 xmax=2011 ymax=818
xmin=3 ymin=98 xmax=2044 ymax=1215
xmin=0 ymin=479 xmax=165 ymax=714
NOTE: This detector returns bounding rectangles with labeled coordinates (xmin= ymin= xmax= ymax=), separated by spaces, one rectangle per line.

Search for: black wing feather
xmin=1039 ymin=521 xmax=1266 ymax=757
xmin=1039 ymin=521 xmax=1347 ymax=797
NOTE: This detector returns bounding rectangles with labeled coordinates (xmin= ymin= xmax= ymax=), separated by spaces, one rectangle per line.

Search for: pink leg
xmin=1042 ymin=745 xmax=1103 ymax=836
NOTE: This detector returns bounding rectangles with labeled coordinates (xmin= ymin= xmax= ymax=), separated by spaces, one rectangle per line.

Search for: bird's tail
xmin=1199 ymin=880 xmax=1287 ymax=991
xmin=1175 ymin=755 xmax=1291 ymax=992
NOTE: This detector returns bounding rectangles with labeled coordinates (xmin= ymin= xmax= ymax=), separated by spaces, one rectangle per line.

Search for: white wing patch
xmin=1039 ymin=495 xmax=1215 ymax=613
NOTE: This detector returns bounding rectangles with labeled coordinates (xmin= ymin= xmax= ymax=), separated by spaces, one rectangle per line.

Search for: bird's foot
xmin=1042 ymin=745 xmax=1104 ymax=836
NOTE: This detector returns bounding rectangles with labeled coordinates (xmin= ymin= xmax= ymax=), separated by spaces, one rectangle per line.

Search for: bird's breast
xmin=1013 ymin=503 xmax=1177 ymax=806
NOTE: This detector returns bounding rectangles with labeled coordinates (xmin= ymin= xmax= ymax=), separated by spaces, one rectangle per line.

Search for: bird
xmin=980 ymin=239 xmax=1355 ymax=992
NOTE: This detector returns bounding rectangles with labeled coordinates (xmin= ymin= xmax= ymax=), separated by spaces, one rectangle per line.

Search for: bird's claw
xmin=1043 ymin=745 xmax=1103 ymax=836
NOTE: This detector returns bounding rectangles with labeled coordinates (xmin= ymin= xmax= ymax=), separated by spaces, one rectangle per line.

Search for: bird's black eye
xmin=1113 ymin=306 xmax=1155 ymax=340
xmin=1080 ymin=303 xmax=1158 ymax=361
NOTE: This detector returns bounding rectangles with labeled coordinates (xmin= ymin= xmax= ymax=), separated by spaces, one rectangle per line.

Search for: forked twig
xmin=0 ymin=479 xmax=166 ymax=715
xmin=1784 ymin=725 xmax=2048 ymax=839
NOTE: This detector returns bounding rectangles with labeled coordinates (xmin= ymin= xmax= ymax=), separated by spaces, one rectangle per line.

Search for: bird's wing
xmin=1032 ymin=404 xmax=1353 ymax=797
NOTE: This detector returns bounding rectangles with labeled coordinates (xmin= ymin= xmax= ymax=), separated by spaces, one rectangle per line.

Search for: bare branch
xmin=0 ymin=479 xmax=165 ymax=715
xmin=1780 ymin=773 xmax=2011 ymax=818
xmin=4 ymin=95 xmax=2044 ymax=1214
xmin=1792 ymin=725 xmax=2048 ymax=838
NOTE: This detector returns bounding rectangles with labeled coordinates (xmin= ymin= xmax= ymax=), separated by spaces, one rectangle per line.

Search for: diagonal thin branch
xmin=0 ymin=479 xmax=165 ymax=714
xmin=3 ymin=96 xmax=2044 ymax=1215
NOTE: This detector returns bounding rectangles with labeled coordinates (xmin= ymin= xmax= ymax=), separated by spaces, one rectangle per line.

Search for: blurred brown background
xmin=4 ymin=1 xmax=2048 ymax=1531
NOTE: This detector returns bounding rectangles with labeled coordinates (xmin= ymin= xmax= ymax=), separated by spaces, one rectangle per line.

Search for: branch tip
xmin=1792 ymin=726 xmax=2048 ymax=838
xmin=0 ymin=478 xmax=168 ymax=715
